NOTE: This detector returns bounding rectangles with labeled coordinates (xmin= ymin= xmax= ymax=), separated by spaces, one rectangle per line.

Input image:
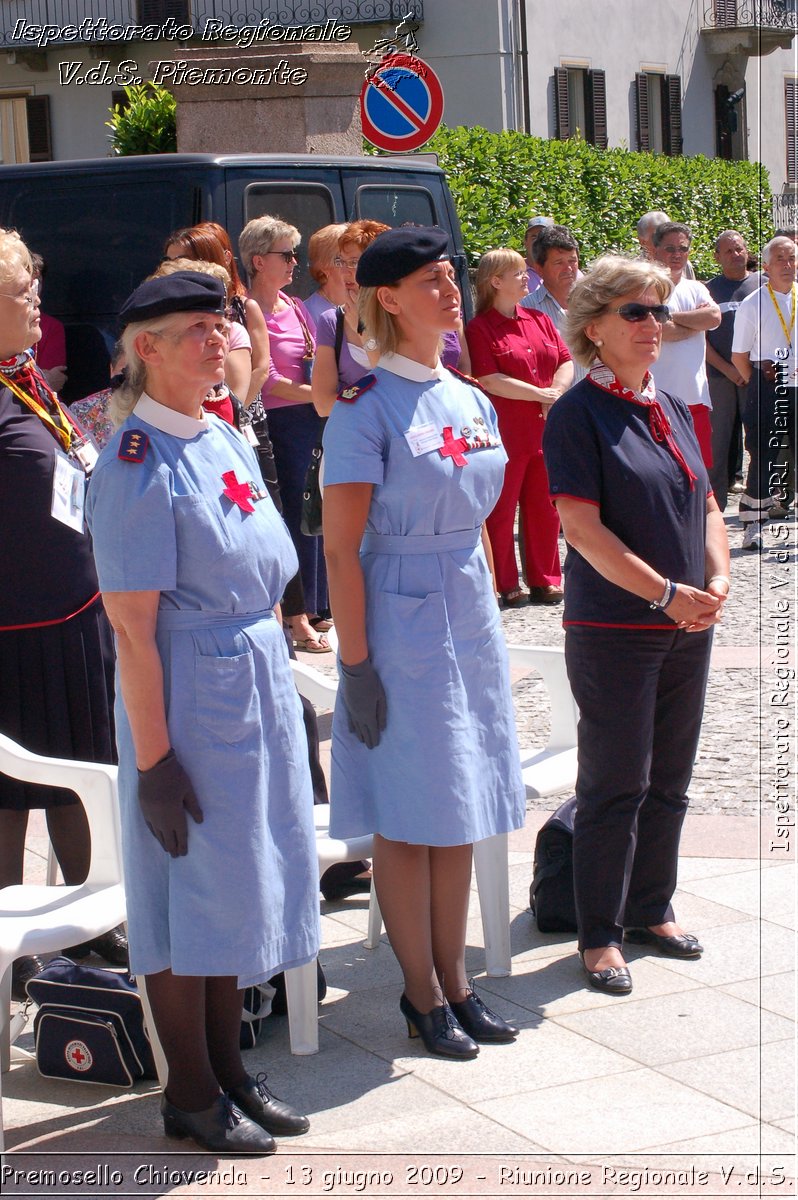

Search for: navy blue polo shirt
xmin=542 ymin=377 xmax=710 ymax=628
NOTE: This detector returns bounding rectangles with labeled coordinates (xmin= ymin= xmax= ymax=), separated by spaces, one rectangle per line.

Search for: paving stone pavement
xmin=501 ymin=496 xmax=794 ymax=816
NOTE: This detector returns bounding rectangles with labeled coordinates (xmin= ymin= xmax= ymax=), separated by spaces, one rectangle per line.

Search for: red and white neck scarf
xmin=588 ymin=361 xmax=697 ymax=491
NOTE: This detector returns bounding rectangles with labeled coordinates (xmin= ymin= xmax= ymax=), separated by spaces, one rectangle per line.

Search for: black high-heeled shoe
xmin=161 ymin=1093 xmax=276 ymax=1155
xmin=448 ymin=984 xmax=519 ymax=1043
xmin=399 ymin=993 xmax=479 ymax=1059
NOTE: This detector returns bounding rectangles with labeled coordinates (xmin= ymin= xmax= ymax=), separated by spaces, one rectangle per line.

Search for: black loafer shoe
xmin=161 ymin=1093 xmax=275 ymax=1155
xmin=65 ymin=925 xmax=129 ymax=966
xmin=448 ymin=985 xmax=518 ymax=1043
xmin=227 ymin=1073 xmax=310 ymax=1137
xmin=581 ymin=954 xmax=633 ymax=995
xmin=11 ymin=954 xmax=45 ymax=1002
xmin=400 ymin=993 xmax=479 ymax=1059
xmin=625 ymin=928 xmax=703 ymax=958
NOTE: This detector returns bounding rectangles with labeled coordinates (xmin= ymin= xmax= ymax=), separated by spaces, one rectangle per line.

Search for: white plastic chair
xmin=0 ymin=732 xmax=126 ymax=1151
xmin=506 ymin=644 xmax=579 ymax=798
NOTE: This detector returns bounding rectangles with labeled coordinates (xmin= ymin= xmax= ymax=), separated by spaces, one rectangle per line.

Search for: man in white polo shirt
xmin=732 ymin=236 xmax=797 ymax=550
xmin=650 ymin=222 xmax=721 ymax=469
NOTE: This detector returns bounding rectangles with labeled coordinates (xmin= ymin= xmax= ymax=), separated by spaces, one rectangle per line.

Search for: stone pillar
xmin=152 ymin=45 xmax=365 ymax=155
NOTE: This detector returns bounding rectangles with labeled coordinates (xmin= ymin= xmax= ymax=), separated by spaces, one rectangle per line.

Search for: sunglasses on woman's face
xmin=610 ymin=303 xmax=670 ymax=324
xmin=264 ymin=250 xmax=298 ymax=263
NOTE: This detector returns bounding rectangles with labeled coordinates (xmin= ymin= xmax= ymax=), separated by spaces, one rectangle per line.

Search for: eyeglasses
xmin=263 ymin=250 xmax=298 ymax=263
xmin=333 ymin=257 xmax=360 ymax=270
xmin=659 ymin=244 xmax=690 ymax=255
xmin=610 ymin=303 xmax=670 ymax=324
xmin=0 ymin=278 xmax=39 ymax=306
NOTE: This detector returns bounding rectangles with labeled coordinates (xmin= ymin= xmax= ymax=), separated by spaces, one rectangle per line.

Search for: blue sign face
xmin=364 ymin=66 xmax=432 ymax=137
xmin=361 ymin=54 xmax=445 ymax=152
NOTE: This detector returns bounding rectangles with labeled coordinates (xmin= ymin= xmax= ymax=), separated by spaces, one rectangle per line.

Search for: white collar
xmin=133 ymin=392 xmax=209 ymax=439
xmin=378 ymin=352 xmax=446 ymax=382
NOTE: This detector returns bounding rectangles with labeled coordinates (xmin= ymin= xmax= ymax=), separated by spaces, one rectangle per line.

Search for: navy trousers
xmin=565 ymin=625 xmax=712 ymax=951
xmin=267 ymin=403 xmax=328 ymax=616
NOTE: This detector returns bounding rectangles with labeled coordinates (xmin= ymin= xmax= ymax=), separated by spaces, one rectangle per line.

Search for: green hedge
xmin=397 ymin=126 xmax=773 ymax=278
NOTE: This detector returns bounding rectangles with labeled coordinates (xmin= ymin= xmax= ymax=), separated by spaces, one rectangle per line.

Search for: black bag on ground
xmin=26 ymin=956 xmax=158 ymax=1087
xmin=529 ymin=797 xmax=578 ymax=933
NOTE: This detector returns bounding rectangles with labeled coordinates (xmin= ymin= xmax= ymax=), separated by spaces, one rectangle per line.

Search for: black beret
xmin=119 ymin=271 xmax=226 ymax=326
xmin=356 ymin=226 xmax=450 ymax=287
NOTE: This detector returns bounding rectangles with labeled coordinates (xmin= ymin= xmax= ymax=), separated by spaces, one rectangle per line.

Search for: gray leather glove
xmin=339 ymin=658 xmax=387 ymax=750
xmin=137 ymin=749 xmax=204 ymax=858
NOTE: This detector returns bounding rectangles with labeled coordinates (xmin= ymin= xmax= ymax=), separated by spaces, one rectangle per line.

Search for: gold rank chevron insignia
xmin=118 ymin=429 xmax=149 ymax=463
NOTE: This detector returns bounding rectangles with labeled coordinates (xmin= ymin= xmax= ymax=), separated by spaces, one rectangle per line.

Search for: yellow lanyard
xmin=767 ymin=282 xmax=796 ymax=350
xmin=2 ymin=365 xmax=72 ymax=452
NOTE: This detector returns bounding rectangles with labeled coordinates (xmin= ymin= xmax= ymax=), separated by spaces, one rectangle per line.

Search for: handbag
xmin=299 ymin=307 xmax=343 ymax=537
xmin=529 ymin=796 xmax=578 ymax=933
xmin=26 ymin=956 xmax=158 ymax=1087
xmin=239 ymin=982 xmax=276 ymax=1050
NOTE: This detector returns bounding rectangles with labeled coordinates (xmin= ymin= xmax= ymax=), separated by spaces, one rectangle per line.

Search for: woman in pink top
xmin=239 ymin=215 xmax=329 ymax=653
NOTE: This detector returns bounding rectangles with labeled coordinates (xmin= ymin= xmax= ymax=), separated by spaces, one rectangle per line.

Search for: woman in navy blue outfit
xmin=542 ymin=255 xmax=730 ymax=995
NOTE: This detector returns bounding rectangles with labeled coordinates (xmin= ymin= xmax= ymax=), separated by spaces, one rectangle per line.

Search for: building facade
xmin=0 ymin=1 xmax=794 ymax=222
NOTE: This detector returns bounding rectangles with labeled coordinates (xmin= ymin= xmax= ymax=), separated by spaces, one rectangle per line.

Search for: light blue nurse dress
xmin=323 ymin=356 xmax=526 ymax=846
xmin=86 ymin=394 xmax=319 ymax=987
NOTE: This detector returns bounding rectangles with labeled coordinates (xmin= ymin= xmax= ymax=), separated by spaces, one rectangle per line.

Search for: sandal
xmin=292 ymin=633 xmax=331 ymax=654
xmin=500 ymin=587 xmax=528 ymax=608
xmin=310 ymin=616 xmax=334 ymax=633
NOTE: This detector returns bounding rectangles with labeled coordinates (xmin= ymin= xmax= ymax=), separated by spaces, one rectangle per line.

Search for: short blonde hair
xmin=474 ymin=248 xmax=526 ymax=314
xmin=238 ymin=215 xmax=300 ymax=280
xmin=564 ymin=254 xmax=673 ymax=367
xmin=151 ymin=257 xmax=231 ymax=290
xmin=307 ymin=223 xmax=348 ymax=285
xmin=0 ymin=227 xmax=32 ymax=290
xmin=357 ymin=285 xmax=401 ymax=356
xmin=110 ymin=312 xmax=190 ymax=426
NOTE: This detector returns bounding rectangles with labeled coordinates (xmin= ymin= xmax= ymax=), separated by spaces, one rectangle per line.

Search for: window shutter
xmin=786 ymin=79 xmax=798 ymax=183
xmin=663 ymin=74 xmax=683 ymax=156
xmin=554 ymin=68 xmax=570 ymax=140
xmin=25 ymin=95 xmax=51 ymax=162
xmin=137 ymin=0 xmax=189 ymax=21
xmin=587 ymin=69 xmax=608 ymax=149
xmin=635 ymin=73 xmax=649 ymax=152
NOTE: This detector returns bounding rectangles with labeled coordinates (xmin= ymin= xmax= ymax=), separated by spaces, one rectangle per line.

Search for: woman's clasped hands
xmin=668 ymin=581 xmax=727 ymax=632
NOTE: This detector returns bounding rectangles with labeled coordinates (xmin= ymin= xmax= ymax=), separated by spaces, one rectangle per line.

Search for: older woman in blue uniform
xmin=86 ymin=272 xmax=319 ymax=1154
xmin=323 ymin=228 xmax=525 ymax=1058
xmin=542 ymin=255 xmax=730 ymax=995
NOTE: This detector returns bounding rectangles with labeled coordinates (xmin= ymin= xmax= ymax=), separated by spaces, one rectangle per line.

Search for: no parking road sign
xmin=361 ymin=53 xmax=445 ymax=153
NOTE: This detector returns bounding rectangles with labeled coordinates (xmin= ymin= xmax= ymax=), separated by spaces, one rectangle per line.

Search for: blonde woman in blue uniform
xmin=323 ymin=228 xmax=525 ymax=1058
xmin=86 ymin=272 xmax=319 ymax=1154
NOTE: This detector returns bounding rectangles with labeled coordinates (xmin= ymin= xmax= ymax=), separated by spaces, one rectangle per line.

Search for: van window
xmin=355 ymin=185 xmax=438 ymax=229
xmin=243 ymin=183 xmax=335 ymax=298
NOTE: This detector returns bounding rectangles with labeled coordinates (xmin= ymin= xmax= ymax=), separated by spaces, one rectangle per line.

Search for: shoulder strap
xmin=334 ymin=305 xmax=345 ymax=368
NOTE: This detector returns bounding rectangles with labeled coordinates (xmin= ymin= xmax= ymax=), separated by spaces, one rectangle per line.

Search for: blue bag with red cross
xmin=26 ymin=956 xmax=157 ymax=1088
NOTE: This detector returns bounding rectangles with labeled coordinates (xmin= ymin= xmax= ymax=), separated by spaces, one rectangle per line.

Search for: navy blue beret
xmin=356 ymin=226 xmax=450 ymax=287
xmin=119 ymin=271 xmax=226 ymax=326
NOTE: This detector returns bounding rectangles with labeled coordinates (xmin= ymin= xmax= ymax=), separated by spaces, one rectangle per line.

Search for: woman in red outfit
xmin=466 ymin=249 xmax=573 ymax=605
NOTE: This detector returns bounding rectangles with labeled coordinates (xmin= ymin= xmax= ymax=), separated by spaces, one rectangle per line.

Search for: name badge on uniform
xmin=242 ymin=423 xmax=259 ymax=448
xmin=51 ymin=448 xmax=86 ymax=533
xmin=404 ymin=422 xmax=444 ymax=457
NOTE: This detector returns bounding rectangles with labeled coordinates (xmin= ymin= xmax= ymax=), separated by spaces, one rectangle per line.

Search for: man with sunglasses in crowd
xmin=650 ymin=222 xmax=721 ymax=469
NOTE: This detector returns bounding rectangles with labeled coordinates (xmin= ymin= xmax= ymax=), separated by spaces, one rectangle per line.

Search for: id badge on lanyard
xmin=51 ymin=448 xmax=87 ymax=533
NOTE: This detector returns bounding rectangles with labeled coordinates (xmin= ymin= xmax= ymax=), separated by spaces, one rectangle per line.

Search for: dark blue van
xmin=0 ymin=152 xmax=468 ymax=399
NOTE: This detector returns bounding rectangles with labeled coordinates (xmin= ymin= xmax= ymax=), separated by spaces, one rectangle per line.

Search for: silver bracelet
xmin=650 ymin=579 xmax=677 ymax=610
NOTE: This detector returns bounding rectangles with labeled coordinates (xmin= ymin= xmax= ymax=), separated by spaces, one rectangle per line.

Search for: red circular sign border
xmin=361 ymin=54 xmax=445 ymax=153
